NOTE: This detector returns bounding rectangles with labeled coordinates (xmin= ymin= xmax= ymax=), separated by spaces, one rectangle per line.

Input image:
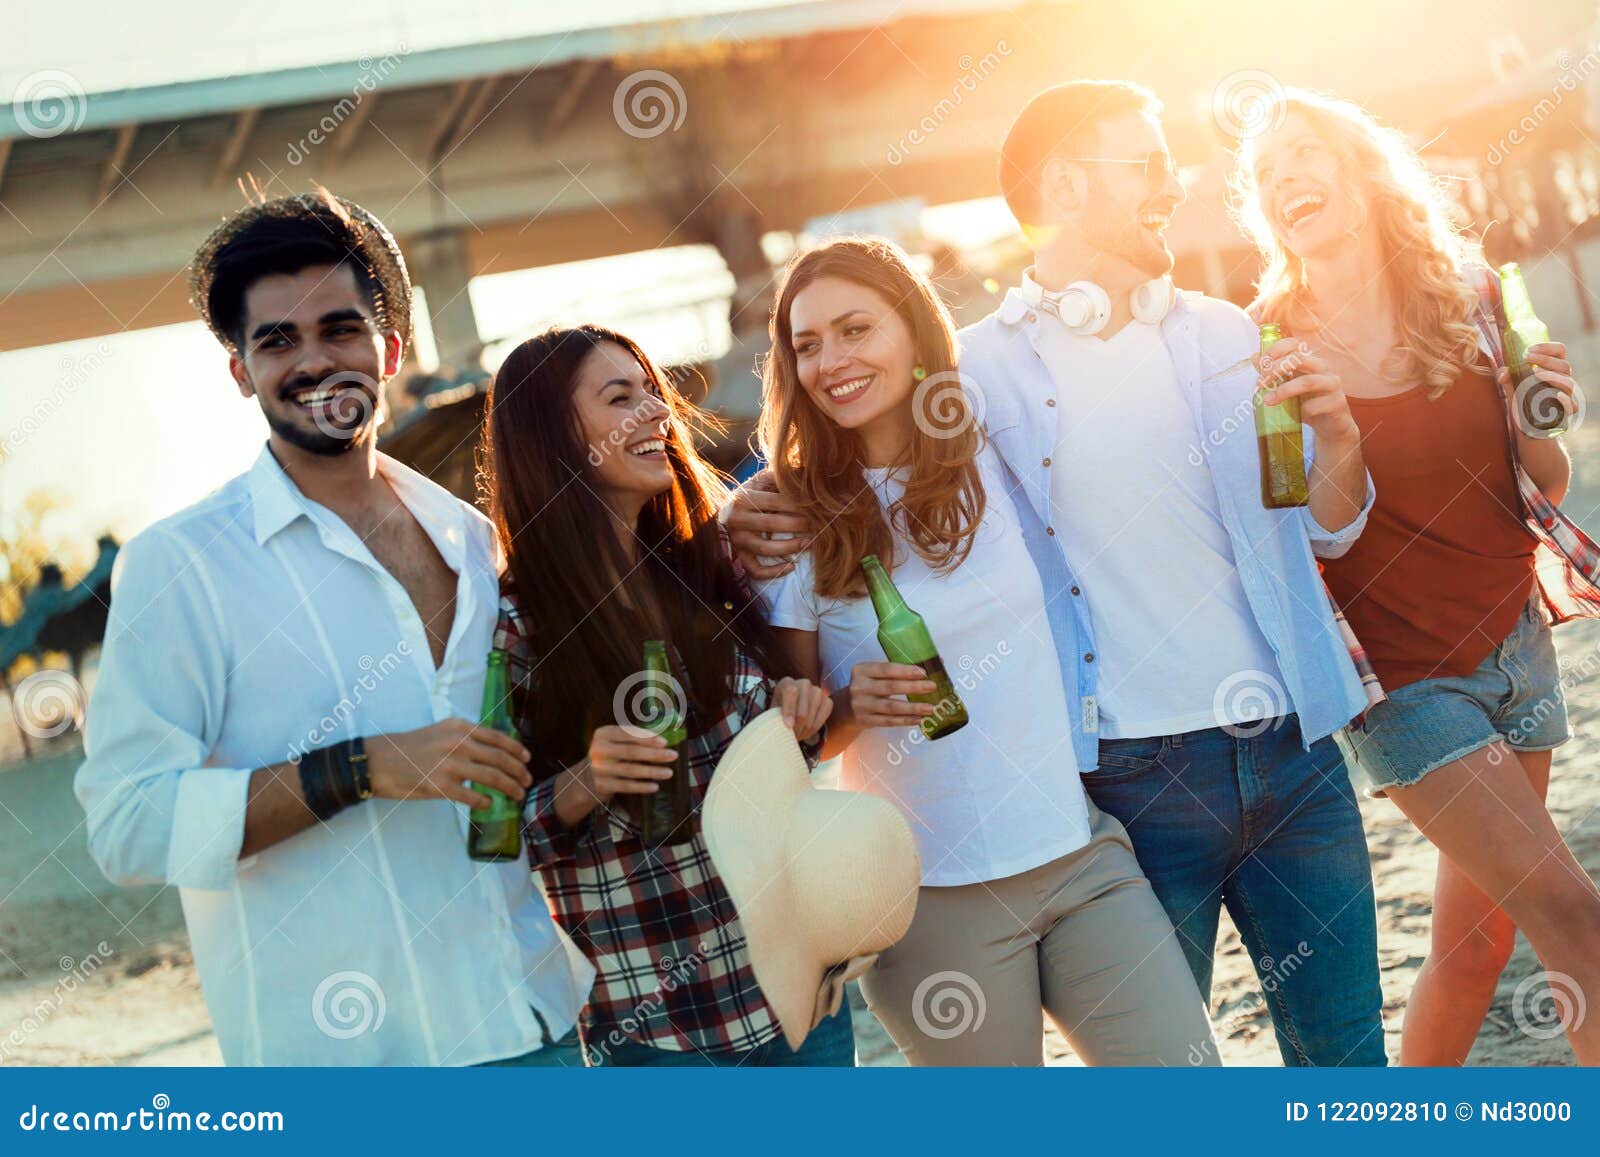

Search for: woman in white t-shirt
xmin=752 ymin=236 xmax=1217 ymax=1066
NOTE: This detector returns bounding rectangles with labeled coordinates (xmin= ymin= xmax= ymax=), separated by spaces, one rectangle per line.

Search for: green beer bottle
xmin=1498 ymin=263 xmax=1562 ymax=437
xmin=860 ymin=555 xmax=968 ymax=740
xmin=468 ymin=650 xmax=524 ymax=862
xmin=1255 ymin=322 xmax=1310 ymax=508
xmin=629 ymin=640 xmax=697 ymax=847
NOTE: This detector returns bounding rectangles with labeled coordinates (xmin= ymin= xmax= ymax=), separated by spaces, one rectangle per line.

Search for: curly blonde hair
xmin=1232 ymin=88 xmax=1484 ymax=397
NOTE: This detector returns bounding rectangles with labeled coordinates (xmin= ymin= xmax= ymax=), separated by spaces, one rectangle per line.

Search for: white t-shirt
xmin=1033 ymin=311 xmax=1285 ymax=738
xmin=757 ymin=447 xmax=1091 ymax=887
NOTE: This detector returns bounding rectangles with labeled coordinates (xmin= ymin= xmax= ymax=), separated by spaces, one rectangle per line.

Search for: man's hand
xmin=366 ymin=718 xmax=532 ymax=809
xmin=725 ymin=470 xmax=813 ymax=580
xmin=1257 ymin=338 xmax=1360 ymax=448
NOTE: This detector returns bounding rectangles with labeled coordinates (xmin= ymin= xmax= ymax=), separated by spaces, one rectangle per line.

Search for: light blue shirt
xmin=958 ymin=286 xmax=1375 ymax=769
xmin=75 ymin=446 xmax=594 ymax=1065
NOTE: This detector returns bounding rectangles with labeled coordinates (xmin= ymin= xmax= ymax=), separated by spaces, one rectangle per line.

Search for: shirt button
xmin=1027 ymin=312 xmax=1038 ymax=324
xmin=1042 ymin=457 xmax=1051 ymax=467
xmin=1084 ymin=652 xmax=1095 ymax=663
xmin=1046 ymin=398 xmax=1056 ymax=407
xmin=1046 ymin=527 xmax=1056 ymax=536
xmin=1071 ymin=586 xmax=1081 ymax=595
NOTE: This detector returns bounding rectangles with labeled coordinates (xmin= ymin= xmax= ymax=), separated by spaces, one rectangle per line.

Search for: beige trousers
xmin=860 ymin=802 xmax=1220 ymax=1066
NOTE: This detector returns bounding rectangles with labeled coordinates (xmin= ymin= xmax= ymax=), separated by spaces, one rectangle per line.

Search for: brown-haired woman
xmin=753 ymin=237 xmax=1218 ymax=1066
xmin=484 ymin=324 xmax=848 ymax=1067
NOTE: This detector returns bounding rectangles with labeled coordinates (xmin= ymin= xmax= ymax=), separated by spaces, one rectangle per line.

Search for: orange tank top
xmin=1320 ymin=363 xmax=1537 ymax=690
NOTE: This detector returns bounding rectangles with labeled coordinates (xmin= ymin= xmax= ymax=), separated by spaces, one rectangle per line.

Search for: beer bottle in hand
xmin=468 ymin=650 xmax=524 ymax=862
xmin=630 ymin=640 xmax=697 ymax=847
xmin=860 ymin=554 xmax=968 ymax=740
xmin=1255 ymin=322 xmax=1310 ymax=508
xmin=1498 ymin=263 xmax=1563 ymax=437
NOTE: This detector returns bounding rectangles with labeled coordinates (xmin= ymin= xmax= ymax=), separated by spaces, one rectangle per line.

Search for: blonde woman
xmin=1236 ymin=88 xmax=1600 ymax=1064
xmin=750 ymin=236 xmax=1216 ymax=1066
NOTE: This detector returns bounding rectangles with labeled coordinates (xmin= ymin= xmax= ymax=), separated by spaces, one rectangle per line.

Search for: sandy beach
xmin=5 ymin=413 xmax=1599 ymax=1068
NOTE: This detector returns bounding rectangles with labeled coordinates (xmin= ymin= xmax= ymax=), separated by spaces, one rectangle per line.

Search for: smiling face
xmin=788 ymin=276 xmax=918 ymax=452
xmin=1045 ymin=111 xmax=1185 ymax=278
xmin=230 ymin=262 xmax=400 ymax=456
xmin=1250 ymin=110 xmax=1354 ymax=261
xmin=572 ymin=340 xmax=674 ymax=509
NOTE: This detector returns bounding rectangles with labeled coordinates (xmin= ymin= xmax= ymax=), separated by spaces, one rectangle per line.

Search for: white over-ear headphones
xmin=1040 ymin=277 xmax=1175 ymax=335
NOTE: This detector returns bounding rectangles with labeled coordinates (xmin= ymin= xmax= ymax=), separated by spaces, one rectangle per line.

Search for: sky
xmin=2 ymin=2 xmax=805 ymax=96
xmin=0 ymin=0 xmax=1020 ymax=549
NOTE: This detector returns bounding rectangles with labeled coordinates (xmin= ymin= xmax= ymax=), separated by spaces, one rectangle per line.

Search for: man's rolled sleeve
xmin=1303 ymin=469 xmax=1375 ymax=559
xmin=75 ymin=530 xmax=245 ymax=891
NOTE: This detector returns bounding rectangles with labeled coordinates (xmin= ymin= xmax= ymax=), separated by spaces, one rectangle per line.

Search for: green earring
xmin=912 ymin=365 xmax=928 ymax=381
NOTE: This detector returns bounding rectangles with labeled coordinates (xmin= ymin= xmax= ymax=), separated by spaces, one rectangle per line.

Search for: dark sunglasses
xmin=1057 ymin=150 xmax=1176 ymax=187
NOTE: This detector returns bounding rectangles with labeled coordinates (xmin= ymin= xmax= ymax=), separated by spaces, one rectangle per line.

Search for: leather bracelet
xmin=298 ymin=747 xmax=344 ymax=821
xmin=298 ymin=738 xmax=372 ymax=820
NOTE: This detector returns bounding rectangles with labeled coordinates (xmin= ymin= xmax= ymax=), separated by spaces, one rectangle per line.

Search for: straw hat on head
xmin=188 ymin=186 xmax=413 ymax=356
xmin=702 ymin=708 xmax=920 ymax=1051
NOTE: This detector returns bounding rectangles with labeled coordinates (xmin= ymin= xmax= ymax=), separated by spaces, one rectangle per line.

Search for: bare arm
xmin=774 ymin=627 xmax=934 ymax=759
xmin=1259 ymin=341 xmax=1367 ymax=534
xmin=240 ymin=720 xmax=535 ymax=858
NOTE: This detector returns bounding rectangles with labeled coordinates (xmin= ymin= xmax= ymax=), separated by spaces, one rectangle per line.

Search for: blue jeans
xmin=476 ymin=1012 xmax=586 ymax=1067
xmin=587 ymin=1002 xmax=856 ymax=1067
xmin=1089 ymin=715 xmax=1386 ymax=1067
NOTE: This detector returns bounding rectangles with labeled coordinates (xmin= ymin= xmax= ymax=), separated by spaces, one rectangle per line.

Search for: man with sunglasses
xmin=967 ymin=79 xmax=1382 ymax=1066
xmin=727 ymin=79 xmax=1385 ymax=1067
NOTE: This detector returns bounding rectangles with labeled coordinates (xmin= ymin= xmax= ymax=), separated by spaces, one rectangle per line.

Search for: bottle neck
xmin=481 ymin=655 xmax=513 ymax=729
xmin=1501 ymin=275 xmax=1536 ymax=323
xmin=862 ymin=560 xmax=906 ymax=622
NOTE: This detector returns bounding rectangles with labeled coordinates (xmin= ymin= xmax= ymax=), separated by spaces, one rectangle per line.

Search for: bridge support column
xmin=407 ymin=228 xmax=483 ymax=375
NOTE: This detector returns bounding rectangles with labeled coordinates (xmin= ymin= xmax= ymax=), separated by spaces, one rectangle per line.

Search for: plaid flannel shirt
xmin=495 ymin=589 xmax=811 ymax=1057
xmin=1465 ymin=263 xmax=1600 ymax=623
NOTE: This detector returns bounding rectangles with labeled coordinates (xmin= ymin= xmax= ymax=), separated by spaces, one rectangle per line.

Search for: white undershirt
xmin=1035 ymin=314 xmax=1285 ymax=739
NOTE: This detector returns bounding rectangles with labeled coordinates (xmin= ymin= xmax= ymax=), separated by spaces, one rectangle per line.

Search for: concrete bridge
xmin=0 ymin=0 xmax=1587 ymax=365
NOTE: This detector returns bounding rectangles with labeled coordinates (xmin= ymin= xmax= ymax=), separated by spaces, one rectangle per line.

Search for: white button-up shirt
xmin=75 ymin=446 xmax=594 ymax=1066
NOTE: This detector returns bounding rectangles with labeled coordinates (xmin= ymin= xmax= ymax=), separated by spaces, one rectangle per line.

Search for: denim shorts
xmin=1340 ymin=594 xmax=1570 ymax=795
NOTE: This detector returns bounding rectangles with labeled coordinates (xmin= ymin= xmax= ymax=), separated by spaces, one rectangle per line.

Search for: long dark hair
xmin=483 ymin=324 xmax=793 ymax=775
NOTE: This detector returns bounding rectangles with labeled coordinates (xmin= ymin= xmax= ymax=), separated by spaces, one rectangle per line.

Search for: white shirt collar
xmin=246 ymin=444 xmax=470 ymax=570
